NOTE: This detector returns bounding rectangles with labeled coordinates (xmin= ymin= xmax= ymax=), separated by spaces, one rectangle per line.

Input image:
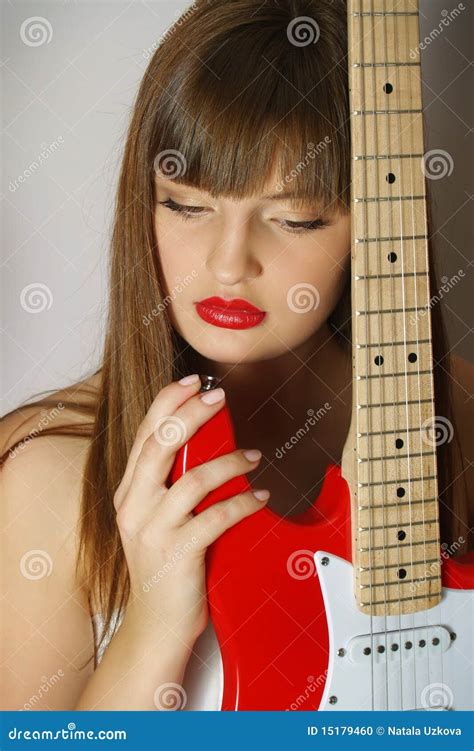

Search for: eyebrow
xmin=157 ymin=178 xmax=303 ymax=203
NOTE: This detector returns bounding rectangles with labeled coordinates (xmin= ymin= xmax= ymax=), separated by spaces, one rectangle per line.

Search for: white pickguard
xmin=314 ymin=552 xmax=474 ymax=711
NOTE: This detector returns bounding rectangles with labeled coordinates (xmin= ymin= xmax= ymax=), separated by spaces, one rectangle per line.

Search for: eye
xmin=158 ymin=198 xmax=207 ymax=219
xmin=279 ymin=218 xmax=328 ymax=233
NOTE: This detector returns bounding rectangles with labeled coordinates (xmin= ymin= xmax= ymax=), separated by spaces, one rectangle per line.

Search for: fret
xmin=358 ymin=451 xmax=436 ymax=464
xmin=357 ymin=338 xmax=431 ymax=347
xmin=355 ymin=273 xmax=428 ymax=280
xmin=352 ymin=12 xmax=419 ymax=17
xmin=356 ymin=306 xmax=426 ymax=315
xmin=358 ymin=473 xmax=437 ymax=488
xmin=358 ymin=497 xmax=438 ymax=510
xmin=353 ymin=153 xmax=423 ymax=160
xmin=354 ymin=195 xmax=425 ymax=203
xmin=358 ymin=398 xmax=433 ymax=410
xmin=360 ymin=538 xmax=440 ymax=553
xmin=355 ymin=234 xmax=427 ymax=243
xmin=359 ymin=518 xmax=438 ymax=532
xmin=357 ymin=369 xmax=431 ymax=379
xmin=360 ymin=574 xmax=439 ymax=590
xmin=352 ymin=108 xmax=422 ymax=115
xmin=358 ymin=425 xmax=430 ymax=437
xmin=352 ymin=62 xmax=419 ymax=68
xmin=359 ymin=557 xmax=439 ymax=572
xmin=361 ymin=591 xmax=441 ymax=608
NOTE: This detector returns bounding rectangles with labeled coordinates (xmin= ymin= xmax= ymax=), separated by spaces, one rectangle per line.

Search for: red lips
xmin=194 ymin=296 xmax=266 ymax=329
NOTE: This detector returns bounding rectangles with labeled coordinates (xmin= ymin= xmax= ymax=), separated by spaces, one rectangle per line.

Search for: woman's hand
xmin=113 ymin=374 xmax=269 ymax=647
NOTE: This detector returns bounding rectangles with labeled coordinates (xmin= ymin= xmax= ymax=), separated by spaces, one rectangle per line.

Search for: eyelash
xmin=158 ymin=198 xmax=328 ymax=233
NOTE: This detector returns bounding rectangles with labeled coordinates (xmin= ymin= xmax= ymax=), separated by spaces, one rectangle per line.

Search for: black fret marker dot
xmin=395 ymin=438 xmax=404 ymax=449
xmin=386 ymin=173 xmax=396 ymax=184
xmin=383 ymin=83 xmax=393 ymax=94
xmin=388 ymin=251 xmax=397 ymax=263
xmin=397 ymin=568 xmax=407 ymax=579
xmin=397 ymin=487 xmax=406 ymax=498
xmin=374 ymin=355 xmax=384 ymax=366
xmin=397 ymin=530 xmax=406 ymax=541
xmin=408 ymin=352 xmax=417 ymax=363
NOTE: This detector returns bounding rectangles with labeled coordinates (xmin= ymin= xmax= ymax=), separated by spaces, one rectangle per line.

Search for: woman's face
xmin=153 ymin=167 xmax=350 ymax=363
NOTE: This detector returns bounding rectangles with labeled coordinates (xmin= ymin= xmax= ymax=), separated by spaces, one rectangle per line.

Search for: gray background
xmin=1 ymin=0 xmax=472 ymax=414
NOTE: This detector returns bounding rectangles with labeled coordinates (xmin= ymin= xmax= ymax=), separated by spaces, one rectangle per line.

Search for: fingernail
xmin=243 ymin=449 xmax=262 ymax=462
xmin=200 ymin=387 xmax=225 ymax=405
xmin=179 ymin=374 xmax=200 ymax=385
xmin=253 ymin=489 xmax=270 ymax=502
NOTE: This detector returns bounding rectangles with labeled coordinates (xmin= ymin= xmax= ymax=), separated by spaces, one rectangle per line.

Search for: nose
xmin=205 ymin=219 xmax=262 ymax=285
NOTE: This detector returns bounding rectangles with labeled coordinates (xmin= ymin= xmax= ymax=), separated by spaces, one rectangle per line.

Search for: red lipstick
xmin=194 ymin=296 xmax=266 ymax=329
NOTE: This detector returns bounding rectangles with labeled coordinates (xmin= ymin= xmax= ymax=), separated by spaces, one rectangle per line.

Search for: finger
xmin=115 ymin=376 xmax=202 ymax=508
xmin=160 ymin=448 xmax=263 ymax=526
xmin=184 ymin=489 xmax=271 ymax=550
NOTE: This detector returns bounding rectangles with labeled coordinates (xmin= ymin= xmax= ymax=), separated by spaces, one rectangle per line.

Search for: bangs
xmin=148 ymin=0 xmax=350 ymax=214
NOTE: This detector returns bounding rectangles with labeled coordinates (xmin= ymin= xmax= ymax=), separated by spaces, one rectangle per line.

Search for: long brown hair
xmin=1 ymin=0 xmax=470 ymax=669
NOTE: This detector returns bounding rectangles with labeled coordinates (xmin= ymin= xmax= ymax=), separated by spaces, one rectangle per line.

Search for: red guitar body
xmin=168 ymin=397 xmax=474 ymax=711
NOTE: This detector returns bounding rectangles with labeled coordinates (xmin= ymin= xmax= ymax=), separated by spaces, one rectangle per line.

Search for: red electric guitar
xmin=169 ymin=0 xmax=474 ymax=711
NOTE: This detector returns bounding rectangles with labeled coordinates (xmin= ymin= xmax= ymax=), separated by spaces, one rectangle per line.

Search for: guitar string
xmin=356 ymin=0 xmax=375 ymax=709
xmin=368 ymin=0 xmax=391 ymax=709
xmin=378 ymin=0 xmax=404 ymax=709
xmin=389 ymin=0 xmax=417 ymax=709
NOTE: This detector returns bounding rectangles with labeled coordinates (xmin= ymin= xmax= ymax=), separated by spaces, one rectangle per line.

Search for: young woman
xmin=1 ymin=0 xmax=472 ymax=711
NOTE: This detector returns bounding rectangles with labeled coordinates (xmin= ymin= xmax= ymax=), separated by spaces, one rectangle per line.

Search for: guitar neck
xmin=343 ymin=0 xmax=442 ymax=616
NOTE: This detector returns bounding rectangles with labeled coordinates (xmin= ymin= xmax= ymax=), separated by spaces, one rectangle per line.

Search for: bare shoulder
xmin=0 ymin=372 xmax=101 ymax=709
